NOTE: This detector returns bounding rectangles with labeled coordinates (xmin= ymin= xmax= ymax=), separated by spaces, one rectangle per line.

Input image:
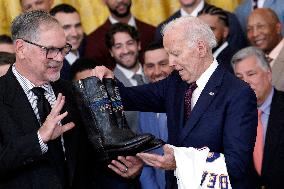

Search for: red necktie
xmin=184 ymin=82 xmax=197 ymax=120
xmin=253 ymin=109 xmax=264 ymax=175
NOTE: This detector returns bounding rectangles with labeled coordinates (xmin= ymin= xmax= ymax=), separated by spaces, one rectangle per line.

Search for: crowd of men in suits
xmin=0 ymin=0 xmax=283 ymax=188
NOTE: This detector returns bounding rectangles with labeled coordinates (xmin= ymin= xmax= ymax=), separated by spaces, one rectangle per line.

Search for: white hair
xmin=162 ymin=16 xmax=217 ymax=49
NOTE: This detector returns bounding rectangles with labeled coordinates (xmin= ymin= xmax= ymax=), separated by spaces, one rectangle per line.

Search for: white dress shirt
xmin=116 ymin=63 xmax=145 ymax=86
xmin=192 ymin=59 xmax=219 ymax=109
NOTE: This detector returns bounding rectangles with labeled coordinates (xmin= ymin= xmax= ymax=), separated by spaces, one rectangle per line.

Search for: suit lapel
xmin=114 ymin=67 xmax=133 ymax=87
xmin=271 ymin=46 xmax=284 ymax=85
xmin=51 ymin=81 xmax=79 ymax=185
xmin=179 ymin=66 xmax=224 ymax=144
xmin=262 ymin=90 xmax=284 ymax=175
xmin=3 ymin=68 xmax=40 ymax=134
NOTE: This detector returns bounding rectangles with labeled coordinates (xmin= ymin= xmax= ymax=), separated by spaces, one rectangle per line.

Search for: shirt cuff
xmin=37 ymin=131 xmax=48 ymax=153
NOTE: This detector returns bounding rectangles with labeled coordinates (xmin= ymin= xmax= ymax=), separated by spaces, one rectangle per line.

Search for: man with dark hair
xmin=0 ymin=10 xmax=95 ymax=188
xmin=20 ymin=0 xmax=53 ymax=12
xmin=84 ymin=0 xmax=155 ymax=69
xmin=106 ymin=22 xmax=145 ymax=133
xmin=0 ymin=52 xmax=15 ymax=76
xmin=50 ymin=3 xmax=86 ymax=80
xmin=0 ymin=34 xmax=14 ymax=53
xmin=138 ymin=41 xmax=172 ymax=189
xmin=155 ymin=0 xmax=247 ymax=54
xmin=70 ymin=58 xmax=101 ymax=80
xmin=198 ymin=5 xmax=235 ymax=72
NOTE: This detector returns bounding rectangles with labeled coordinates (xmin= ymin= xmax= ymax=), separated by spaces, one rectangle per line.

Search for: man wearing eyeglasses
xmin=0 ymin=10 xmax=94 ymax=188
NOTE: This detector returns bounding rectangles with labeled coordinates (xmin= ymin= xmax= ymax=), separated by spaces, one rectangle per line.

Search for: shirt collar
xmin=259 ymin=87 xmax=274 ymax=116
xmin=109 ymin=15 xmax=136 ymax=28
xmin=252 ymin=0 xmax=265 ymax=8
xmin=116 ymin=63 xmax=143 ymax=79
xmin=180 ymin=0 xmax=204 ymax=17
xmin=268 ymin=38 xmax=284 ymax=61
xmin=213 ymin=41 xmax=228 ymax=59
xmin=65 ymin=51 xmax=79 ymax=65
xmin=196 ymin=58 xmax=218 ymax=91
xmin=12 ymin=64 xmax=53 ymax=95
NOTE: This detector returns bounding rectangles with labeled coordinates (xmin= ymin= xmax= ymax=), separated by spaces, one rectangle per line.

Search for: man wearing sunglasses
xmin=0 ymin=10 xmax=94 ymax=188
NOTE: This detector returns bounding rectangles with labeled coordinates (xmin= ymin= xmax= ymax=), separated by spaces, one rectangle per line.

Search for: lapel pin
xmin=209 ymin=92 xmax=215 ymax=96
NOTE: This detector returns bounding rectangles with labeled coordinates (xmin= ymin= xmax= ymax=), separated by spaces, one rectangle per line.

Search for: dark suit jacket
xmin=0 ymin=68 xmax=94 ymax=189
xmin=155 ymin=3 xmax=248 ymax=54
xmin=215 ymin=43 xmax=235 ymax=73
xmin=61 ymin=34 xmax=87 ymax=81
xmin=84 ymin=18 xmax=156 ymax=69
xmin=117 ymin=66 xmax=257 ymax=189
xmin=251 ymin=89 xmax=284 ymax=189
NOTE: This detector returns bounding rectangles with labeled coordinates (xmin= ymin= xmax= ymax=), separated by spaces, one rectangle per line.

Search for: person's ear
xmin=197 ymin=40 xmax=206 ymax=57
xmin=15 ymin=39 xmax=25 ymax=59
xmin=223 ymin=26 xmax=229 ymax=39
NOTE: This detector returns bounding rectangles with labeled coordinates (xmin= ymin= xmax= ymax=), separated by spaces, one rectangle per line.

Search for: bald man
xmin=247 ymin=8 xmax=284 ymax=91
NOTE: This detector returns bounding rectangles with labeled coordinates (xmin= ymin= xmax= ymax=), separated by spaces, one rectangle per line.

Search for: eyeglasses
xmin=19 ymin=38 xmax=72 ymax=59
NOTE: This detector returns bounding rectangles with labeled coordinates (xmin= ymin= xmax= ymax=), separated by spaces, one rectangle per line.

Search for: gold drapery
xmin=0 ymin=0 xmax=241 ymax=36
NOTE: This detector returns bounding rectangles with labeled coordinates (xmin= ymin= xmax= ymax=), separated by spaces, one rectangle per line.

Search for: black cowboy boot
xmin=103 ymin=78 xmax=165 ymax=153
xmin=73 ymin=76 xmax=156 ymax=162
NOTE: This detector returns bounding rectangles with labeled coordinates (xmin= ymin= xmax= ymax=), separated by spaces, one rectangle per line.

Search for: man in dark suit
xmin=198 ymin=5 xmax=235 ymax=73
xmin=84 ymin=0 xmax=155 ymax=69
xmin=232 ymin=46 xmax=284 ymax=189
xmin=155 ymin=0 xmax=247 ymax=54
xmin=0 ymin=10 xmax=93 ymax=188
xmin=50 ymin=4 xmax=87 ymax=81
xmin=92 ymin=16 xmax=257 ymax=189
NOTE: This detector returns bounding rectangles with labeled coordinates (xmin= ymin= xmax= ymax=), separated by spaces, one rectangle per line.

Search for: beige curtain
xmin=0 ymin=0 xmax=241 ymax=36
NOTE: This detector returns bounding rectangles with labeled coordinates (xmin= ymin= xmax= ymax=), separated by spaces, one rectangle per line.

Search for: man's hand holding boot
xmin=108 ymin=156 xmax=143 ymax=179
xmin=92 ymin=66 xmax=114 ymax=80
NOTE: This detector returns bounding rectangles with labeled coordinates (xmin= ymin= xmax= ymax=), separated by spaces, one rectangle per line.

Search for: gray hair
xmin=162 ymin=16 xmax=217 ymax=49
xmin=231 ymin=46 xmax=271 ymax=71
xmin=11 ymin=10 xmax=59 ymax=42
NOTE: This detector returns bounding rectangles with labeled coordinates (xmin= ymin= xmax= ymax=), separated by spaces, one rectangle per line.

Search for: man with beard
xmin=105 ymin=22 xmax=146 ymax=133
xmin=50 ymin=4 xmax=87 ymax=80
xmin=84 ymin=0 xmax=155 ymax=69
xmin=198 ymin=5 xmax=235 ymax=73
xmin=155 ymin=0 xmax=247 ymax=54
